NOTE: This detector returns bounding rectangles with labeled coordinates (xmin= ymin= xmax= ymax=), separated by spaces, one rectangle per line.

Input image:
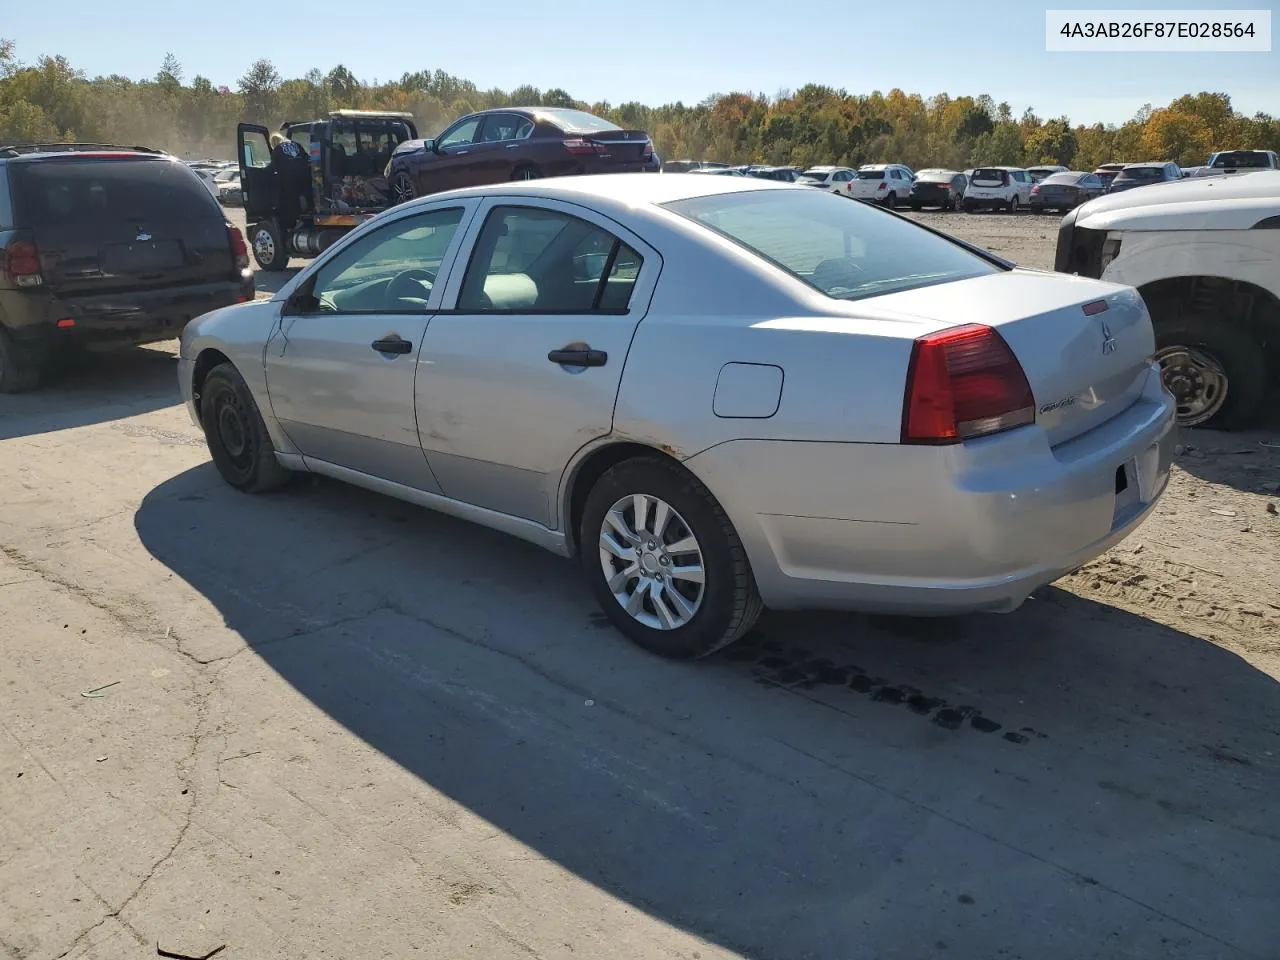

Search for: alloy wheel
xmin=598 ymin=493 xmax=705 ymax=631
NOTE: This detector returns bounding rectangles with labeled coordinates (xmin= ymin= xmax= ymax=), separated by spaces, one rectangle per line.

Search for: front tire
xmin=391 ymin=170 xmax=416 ymax=205
xmin=581 ymin=457 xmax=762 ymax=659
xmin=199 ymin=362 xmax=292 ymax=492
xmin=1153 ymin=313 xmax=1267 ymax=429
xmin=250 ymin=219 xmax=289 ymax=272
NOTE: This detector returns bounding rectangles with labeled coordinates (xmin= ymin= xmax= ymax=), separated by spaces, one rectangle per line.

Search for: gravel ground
xmin=2 ymin=205 xmax=1278 ymax=960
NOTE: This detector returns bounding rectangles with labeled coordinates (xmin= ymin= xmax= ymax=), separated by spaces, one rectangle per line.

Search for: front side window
xmin=438 ymin=118 xmax=480 ymax=149
xmin=457 ymin=206 xmax=642 ymax=313
xmin=665 ymin=188 xmax=999 ymax=301
xmin=304 ymin=207 xmax=465 ymax=313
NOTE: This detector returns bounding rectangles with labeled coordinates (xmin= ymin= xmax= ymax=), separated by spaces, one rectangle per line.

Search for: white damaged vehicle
xmin=1056 ymin=170 xmax=1280 ymax=428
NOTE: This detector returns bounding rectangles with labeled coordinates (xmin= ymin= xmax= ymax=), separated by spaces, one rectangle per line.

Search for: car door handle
xmin=548 ymin=348 xmax=607 ymax=367
xmin=371 ymin=336 xmax=413 ymax=355
xmin=505 ymin=143 xmax=520 ymax=149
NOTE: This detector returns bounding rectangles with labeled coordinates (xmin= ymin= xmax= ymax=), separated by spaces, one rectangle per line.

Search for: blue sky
xmin=4 ymin=0 xmax=1275 ymax=125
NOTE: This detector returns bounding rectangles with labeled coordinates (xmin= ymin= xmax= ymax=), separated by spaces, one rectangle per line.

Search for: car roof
xmin=1122 ymin=161 xmax=1171 ymax=168
xmin=396 ymin=171 xmax=795 ymax=214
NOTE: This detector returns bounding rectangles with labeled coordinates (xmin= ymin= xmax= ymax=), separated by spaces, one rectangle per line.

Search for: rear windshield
xmin=1212 ymin=151 xmax=1270 ymax=168
xmin=1116 ymin=167 xmax=1163 ymax=181
xmin=855 ymin=170 xmax=885 ymax=180
xmin=800 ymin=171 xmax=829 ymax=180
xmin=11 ymin=158 xmax=218 ymax=226
xmin=916 ymin=173 xmax=952 ymax=183
xmin=664 ymin=189 xmax=998 ymax=301
xmin=1042 ymin=173 xmax=1081 ymax=184
xmin=970 ymin=168 xmax=1009 ymax=184
xmin=539 ymin=109 xmax=620 ymax=134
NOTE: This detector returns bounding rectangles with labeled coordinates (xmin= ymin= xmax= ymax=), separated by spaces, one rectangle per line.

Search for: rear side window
xmin=11 ymin=158 xmax=218 ymax=226
xmin=458 ymin=206 xmax=642 ymax=313
xmin=666 ymin=189 xmax=998 ymax=302
xmin=0 ymin=167 xmax=13 ymax=229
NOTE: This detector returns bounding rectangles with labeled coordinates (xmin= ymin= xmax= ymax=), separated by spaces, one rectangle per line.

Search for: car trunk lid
xmin=11 ymin=157 xmax=234 ymax=297
xmin=862 ymin=271 xmax=1155 ymax=447
xmin=579 ymin=129 xmax=651 ymax=164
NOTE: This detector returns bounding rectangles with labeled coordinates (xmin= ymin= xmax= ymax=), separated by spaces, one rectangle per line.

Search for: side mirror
xmin=424 ymin=139 xmax=437 ymax=154
xmin=284 ymin=281 xmax=320 ymax=315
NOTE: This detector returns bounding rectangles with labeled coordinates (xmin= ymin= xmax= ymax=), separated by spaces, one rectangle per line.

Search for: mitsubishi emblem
xmin=1100 ymin=320 xmax=1117 ymax=354
xmin=136 ymin=231 xmax=152 ymax=242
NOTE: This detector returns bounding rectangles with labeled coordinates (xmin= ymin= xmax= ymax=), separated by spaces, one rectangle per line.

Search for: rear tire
xmin=910 ymin=202 xmax=921 ymax=211
xmin=1153 ymin=313 xmax=1267 ymax=430
xmin=0 ymin=327 xmax=47 ymax=394
xmin=883 ymin=192 xmax=897 ymax=209
xmin=250 ymin=219 xmax=289 ymax=272
xmin=511 ymin=165 xmax=542 ymax=181
xmin=1008 ymin=196 xmax=1020 ymax=213
xmin=199 ymin=362 xmax=292 ymax=492
xmin=580 ymin=456 xmax=762 ymax=659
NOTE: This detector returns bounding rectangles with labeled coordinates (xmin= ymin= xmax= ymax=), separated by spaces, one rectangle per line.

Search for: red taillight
xmin=877 ymin=182 xmax=887 ymax=191
xmin=227 ymin=223 xmax=249 ymax=271
xmin=1031 ymin=184 xmax=1041 ymax=194
xmin=641 ymin=139 xmax=654 ymax=159
xmin=563 ymin=138 xmax=606 ymax=156
xmin=901 ymin=324 xmax=1035 ymax=445
xmin=2 ymin=239 xmax=43 ymax=287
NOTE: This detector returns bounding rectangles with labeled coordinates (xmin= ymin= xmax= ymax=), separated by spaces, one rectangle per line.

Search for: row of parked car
xmin=661 ymin=149 xmax=1280 ymax=215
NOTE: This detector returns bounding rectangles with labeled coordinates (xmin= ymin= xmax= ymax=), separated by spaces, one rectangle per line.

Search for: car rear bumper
xmin=2 ymin=274 xmax=254 ymax=349
xmin=684 ymin=365 xmax=1175 ymax=615
xmin=964 ymin=192 xmax=1013 ymax=208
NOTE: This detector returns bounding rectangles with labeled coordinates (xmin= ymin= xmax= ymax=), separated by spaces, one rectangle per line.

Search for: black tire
xmin=1031 ymin=206 xmax=1044 ymax=215
xmin=1008 ymin=196 xmax=1019 ymax=213
xmin=962 ymin=201 xmax=975 ymax=213
xmin=0 ymin=326 xmax=47 ymax=393
xmin=910 ymin=202 xmax=921 ymax=211
xmin=391 ymin=170 xmax=416 ymax=205
xmin=511 ymin=165 xmax=543 ymax=181
xmin=883 ymin=192 xmax=897 ymax=209
xmin=1153 ymin=312 xmax=1268 ymax=430
xmin=249 ymin=219 xmax=289 ymax=272
xmin=199 ymin=362 xmax=292 ymax=492
xmin=580 ymin=456 xmax=763 ymax=659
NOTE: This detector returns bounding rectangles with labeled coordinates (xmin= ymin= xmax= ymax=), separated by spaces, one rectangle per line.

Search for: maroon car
xmin=386 ymin=107 xmax=656 ymax=202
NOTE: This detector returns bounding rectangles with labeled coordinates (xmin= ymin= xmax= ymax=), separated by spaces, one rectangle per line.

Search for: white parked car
xmin=849 ymin=164 xmax=915 ymax=207
xmin=797 ymin=166 xmax=858 ymax=197
xmin=963 ymin=167 xmax=1034 ymax=213
xmin=1026 ymin=165 xmax=1069 ymax=183
xmin=181 ymin=174 xmax=1173 ymax=658
xmin=1056 ymin=170 xmax=1280 ymax=428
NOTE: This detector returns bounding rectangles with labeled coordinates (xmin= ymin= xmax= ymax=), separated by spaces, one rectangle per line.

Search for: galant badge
xmin=1100 ymin=320 xmax=1117 ymax=354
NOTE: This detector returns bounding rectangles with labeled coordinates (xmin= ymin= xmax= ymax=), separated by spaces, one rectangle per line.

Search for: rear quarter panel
xmin=607 ymin=221 xmax=917 ymax=457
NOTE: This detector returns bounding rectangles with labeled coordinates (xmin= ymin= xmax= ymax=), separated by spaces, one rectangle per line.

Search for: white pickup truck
xmin=1055 ymin=171 xmax=1280 ymax=429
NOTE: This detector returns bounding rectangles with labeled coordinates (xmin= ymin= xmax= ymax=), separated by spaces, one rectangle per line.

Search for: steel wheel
xmin=1155 ymin=345 xmax=1229 ymax=426
xmin=598 ymin=493 xmax=705 ymax=631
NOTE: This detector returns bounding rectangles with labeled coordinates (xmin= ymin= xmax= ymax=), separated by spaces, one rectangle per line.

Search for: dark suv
xmin=0 ymin=143 xmax=253 ymax=392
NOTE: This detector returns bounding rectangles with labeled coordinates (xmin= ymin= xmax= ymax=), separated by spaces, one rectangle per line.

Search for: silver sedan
xmin=180 ymin=174 xmax=1175 ymax=658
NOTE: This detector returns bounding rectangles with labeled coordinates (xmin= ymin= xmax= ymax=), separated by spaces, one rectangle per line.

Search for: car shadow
xmin=1173 ymin=399 xmax=1280 ymax=493
xmin=0 ymin=345 xmax=180 ymax=441
xmin=134 ymin=467 xmax=1280 ymax=959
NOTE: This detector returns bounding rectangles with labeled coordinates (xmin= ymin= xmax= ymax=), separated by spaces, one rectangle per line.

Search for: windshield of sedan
xmin=665 ymin=189 xmax=999 ymax=301
xmin=540 ymin=109 xmax=620 ymax=133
